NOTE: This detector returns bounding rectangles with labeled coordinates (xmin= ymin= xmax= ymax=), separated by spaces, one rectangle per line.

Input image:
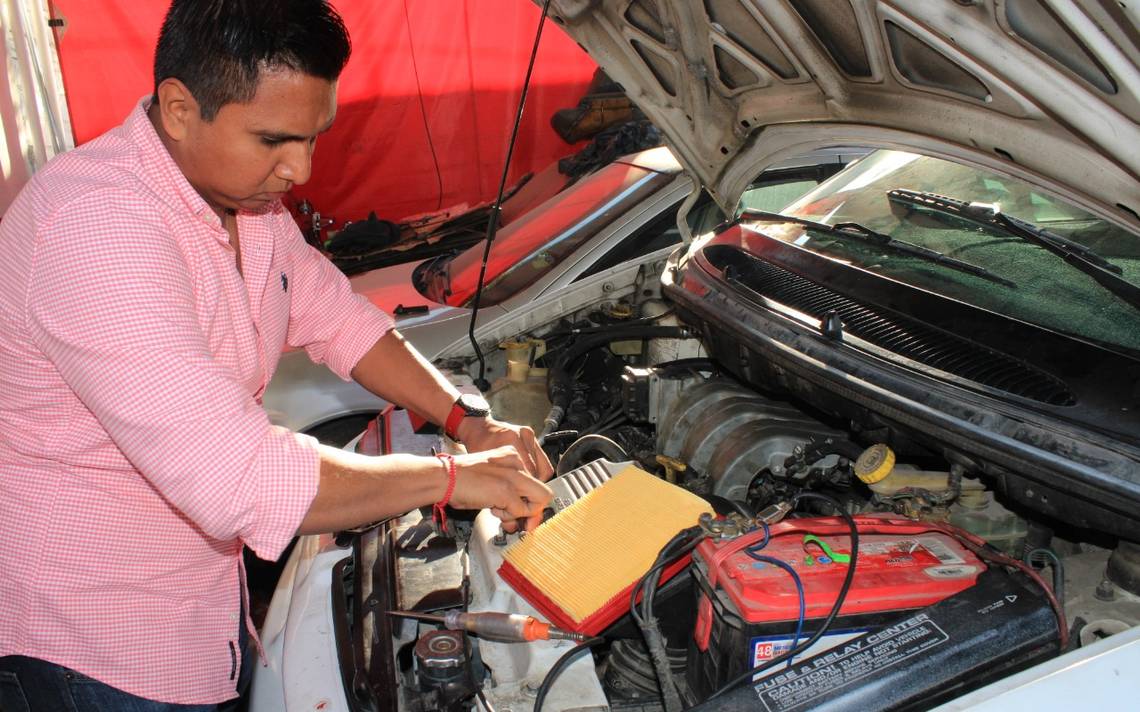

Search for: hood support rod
xmin=467 ymin=0 xmax=553 ymax=391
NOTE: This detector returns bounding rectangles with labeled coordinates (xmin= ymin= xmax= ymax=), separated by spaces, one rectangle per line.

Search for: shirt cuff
xmin=241 ymin=427 xmax=321 ymax=561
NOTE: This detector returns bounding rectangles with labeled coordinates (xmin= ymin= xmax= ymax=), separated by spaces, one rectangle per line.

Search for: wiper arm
xmin=737 ymin=209 xmax=1017 ymax=288
xmin=888 ymin=189 xmax=1140 ymax=311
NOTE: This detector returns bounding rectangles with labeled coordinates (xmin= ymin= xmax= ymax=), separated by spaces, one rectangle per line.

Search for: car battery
xmin=686 ymin=515 xmax=985 ymax=701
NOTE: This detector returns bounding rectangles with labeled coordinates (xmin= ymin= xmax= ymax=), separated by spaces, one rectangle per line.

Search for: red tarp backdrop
xmin=52 ymin=1 xmax=597 ymax=222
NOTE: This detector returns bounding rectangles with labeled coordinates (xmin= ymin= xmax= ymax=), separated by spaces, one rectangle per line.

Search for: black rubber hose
xmin=541 ymin=312 xmax=676 ymax=338
xmin=547 ymin=325 xmax=691 ymax=398
xmin=653 ymin=357 xmax=717 ymax=376
xmin=555 ymin=434 xmax=629 ymax=476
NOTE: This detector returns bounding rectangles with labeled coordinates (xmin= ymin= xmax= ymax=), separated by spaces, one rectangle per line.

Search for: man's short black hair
xmin=154 ymin=0 xmax=351 ymax=120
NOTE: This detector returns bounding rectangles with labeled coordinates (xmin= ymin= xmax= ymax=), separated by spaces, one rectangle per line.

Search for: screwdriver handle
xmin=441 ymin=611 xmax=527 ymax=641
xmin=441 ymin=611 xmax=585 ymax=642
xmin=522 ymin=617 xmax=552 ymax=641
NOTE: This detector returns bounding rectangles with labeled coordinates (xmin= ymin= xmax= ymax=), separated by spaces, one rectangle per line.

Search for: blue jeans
xmin=0 ymin=647 xmax=253 ymax=712
xmin=0 ymin=617 xmax=253 ymax=712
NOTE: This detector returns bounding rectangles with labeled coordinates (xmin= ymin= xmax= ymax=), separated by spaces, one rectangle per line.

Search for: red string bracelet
xmin=432 ymin=453 xmax=457 ymax=531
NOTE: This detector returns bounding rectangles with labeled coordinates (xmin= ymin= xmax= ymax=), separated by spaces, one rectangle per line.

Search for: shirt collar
xmin=125 ymin=97 xmax=223 ymax=229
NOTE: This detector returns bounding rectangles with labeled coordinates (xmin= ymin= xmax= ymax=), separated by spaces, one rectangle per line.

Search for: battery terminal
xmin=756 ymin=501 xmax=793 ymax=525
xmin=699 ymin=511 xmax=750 ymax=539
xmin=698 ymin=501 xmax=793 ymax=540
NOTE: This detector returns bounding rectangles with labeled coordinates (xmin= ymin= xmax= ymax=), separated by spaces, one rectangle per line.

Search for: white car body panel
xmin=251 ymin=533 xmax=352 ymax=712
xmin=932 ymin=624 xmax=1140 ymax=710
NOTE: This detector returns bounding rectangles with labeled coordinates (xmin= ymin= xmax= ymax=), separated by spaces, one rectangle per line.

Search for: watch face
xmin=457 ymin=393 xmax=491 ymax=416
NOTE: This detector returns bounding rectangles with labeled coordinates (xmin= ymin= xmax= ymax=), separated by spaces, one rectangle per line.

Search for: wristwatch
xmin=444 ymin=393 xmax=491 ymax=443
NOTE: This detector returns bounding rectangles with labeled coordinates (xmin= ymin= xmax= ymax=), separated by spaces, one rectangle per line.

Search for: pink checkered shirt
xmin=0 ymin=100 xmax=393 ymax=704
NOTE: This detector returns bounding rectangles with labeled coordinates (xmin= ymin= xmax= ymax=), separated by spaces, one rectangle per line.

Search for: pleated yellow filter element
xmin=498 ymin=465 xmax=712 ymax=634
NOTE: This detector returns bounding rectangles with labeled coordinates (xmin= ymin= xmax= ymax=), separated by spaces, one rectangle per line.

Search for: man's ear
xmin=154 ymin=78 xmax=199 ymax=142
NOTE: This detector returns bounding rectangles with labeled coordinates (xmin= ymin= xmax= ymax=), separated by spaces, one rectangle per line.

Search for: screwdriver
xmin=388 ymin=610 xmax=587 ymax=643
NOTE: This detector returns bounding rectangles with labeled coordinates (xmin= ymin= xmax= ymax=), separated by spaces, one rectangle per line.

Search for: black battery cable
xmin=467 ymin=0 xmax=552 ymax=391
xmin=631 ymin=519 xmax=808 ymax=710
xmin=631 ymin=526 xmax=705 ymax=712
xmin=536 ymin=493 xmax=860 ymax=710
xmin=622 ymin=497 xmax=844 ymax=711
xmin=534 ymin=527 xmax=703 ymax=712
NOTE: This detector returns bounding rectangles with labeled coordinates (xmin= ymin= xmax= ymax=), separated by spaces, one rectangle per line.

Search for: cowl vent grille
xmin=705 ymin=246 xmax=1076 ymax=406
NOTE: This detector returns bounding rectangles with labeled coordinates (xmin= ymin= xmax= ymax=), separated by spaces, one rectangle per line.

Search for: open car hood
xmin=544 ymin=0 xmax=1140 ymax=228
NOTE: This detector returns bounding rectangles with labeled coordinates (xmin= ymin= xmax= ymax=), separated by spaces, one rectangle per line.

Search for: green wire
xmin=803 ymin=534 xmax=851 ymax=564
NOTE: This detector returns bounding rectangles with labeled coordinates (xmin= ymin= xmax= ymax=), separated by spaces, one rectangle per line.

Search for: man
xmin=0 ymin=1 xmax=553 ymax=709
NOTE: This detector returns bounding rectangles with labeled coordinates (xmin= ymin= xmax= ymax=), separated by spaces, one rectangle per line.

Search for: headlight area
xmin=331 ymin=522 xmax=400 ymax=712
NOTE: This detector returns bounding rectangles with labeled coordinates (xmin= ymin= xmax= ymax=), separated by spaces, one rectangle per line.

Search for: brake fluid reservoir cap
xmin=855 ymin=444 xmax=895 ymax=484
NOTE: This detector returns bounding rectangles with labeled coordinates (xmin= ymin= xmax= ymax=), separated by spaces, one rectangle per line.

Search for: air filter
xmin=498 ymin=465 xmax=712 ymax=635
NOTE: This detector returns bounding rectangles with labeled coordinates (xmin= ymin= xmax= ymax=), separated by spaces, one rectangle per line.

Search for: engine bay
xmin=349 ymin=267 xmax=1140 ymax=712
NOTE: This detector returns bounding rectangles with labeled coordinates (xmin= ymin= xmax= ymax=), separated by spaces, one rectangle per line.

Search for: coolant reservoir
xmin=500 ymin=339 xmax=545 ymax=382
xmin=948 ymin=481 xmax=1028 ymax=556
xmin=485 ymin=338 xmax=552 ymax=433
xmin=486 ymin=374 xmax=551 ymax=435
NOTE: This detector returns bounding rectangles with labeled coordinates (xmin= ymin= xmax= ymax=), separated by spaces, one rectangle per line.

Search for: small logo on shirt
xmin=281 ymin=272 xmax=288 ymax=292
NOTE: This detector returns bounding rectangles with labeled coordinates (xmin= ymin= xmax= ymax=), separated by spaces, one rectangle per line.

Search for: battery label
xmin=915 ymin=536 xmax=966 ymax=565
xmin=925 ymin=564 xmax=979 ymax=579
xmin=836 ymin=536 xmax=964 ymax=565
xmin=753 ymin=613 xmax=950 ymax=712
xmin=749 ymin=629 xmax=868 ymax=680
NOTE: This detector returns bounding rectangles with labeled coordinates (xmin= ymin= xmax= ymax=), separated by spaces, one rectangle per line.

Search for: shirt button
xmin=230 ymin=612 xmax=240 ymax=621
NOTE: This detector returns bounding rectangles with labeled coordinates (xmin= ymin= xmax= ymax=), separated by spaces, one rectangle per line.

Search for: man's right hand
xmin=448 ymin=445 xmax=553 ymax=532
xmin=300 ymin=443 xmax=554 ymax=536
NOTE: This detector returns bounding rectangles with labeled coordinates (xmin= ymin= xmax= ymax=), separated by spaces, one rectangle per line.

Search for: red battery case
xmin=688 ymin=514 xmax=984 ymax=698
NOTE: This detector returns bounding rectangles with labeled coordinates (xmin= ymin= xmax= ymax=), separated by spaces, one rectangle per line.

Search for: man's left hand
xmin=455 ymin=416 xmax=554 ymax=532
xmin=455 ymin=416 xmax=554 ymax=483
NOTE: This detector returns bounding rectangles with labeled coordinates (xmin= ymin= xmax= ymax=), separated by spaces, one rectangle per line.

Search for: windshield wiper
xmin=888 ymin=189 xmax=1140 ymax=311
xmin=737 ymin=209 xmax=1017 ymax=288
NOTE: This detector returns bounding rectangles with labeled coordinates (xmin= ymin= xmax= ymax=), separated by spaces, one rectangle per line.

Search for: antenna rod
xmin=466 ymin=0 xmax=553 ymax=391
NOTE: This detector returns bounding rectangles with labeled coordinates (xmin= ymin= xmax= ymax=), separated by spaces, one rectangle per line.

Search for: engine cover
xmin=656 ymin=379 xmax=844 ymax=500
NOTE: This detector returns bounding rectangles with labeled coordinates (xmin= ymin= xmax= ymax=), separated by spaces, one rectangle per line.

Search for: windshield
xmin=749 ymin=150 xmax=1140 ymax=352
xmin=428 ymin=160 xmax=674 ymax=307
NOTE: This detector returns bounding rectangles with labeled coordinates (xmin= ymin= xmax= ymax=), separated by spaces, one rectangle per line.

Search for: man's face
xmin=157 ymin=67 xmax=337 ymax=214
